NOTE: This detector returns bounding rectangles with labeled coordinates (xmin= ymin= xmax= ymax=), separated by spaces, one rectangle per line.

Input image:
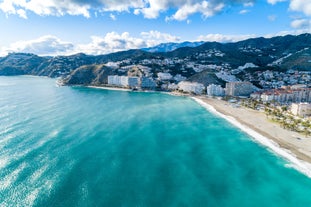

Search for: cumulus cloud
xmin=289 ymin=0 xmax=311 ymax=16
xmin=77 ymin=32 xmax=147 ymax=55
xmin=197 ymin=33 xmax=257 ymax=43
xmin=0 ymin=0 xmax=91 ymax=18
xmin=171 ymin=1 xmax=225 ymax=21
xmin=0 ymin=0 xmax=256 ymax=20
xmin=78 ymin=31 xmax=180 ymax=55
xmin=291 ymin=18 xmax=311 ymax=29
xmin=0 ymin=31 xmax=180 ymax=56
xmin=139 ymin=0 xmax=247 ymax=21
xmin=1 ymin=35 xmax=74 ymax=56
xmin=267 ymin=0 xmax=286 ymax=5
xmin=140 ymin=30 xmax=180 ymax=43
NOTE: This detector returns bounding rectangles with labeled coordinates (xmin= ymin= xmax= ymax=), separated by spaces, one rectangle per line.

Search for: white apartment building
xmin=108 ymin=75 xmax=122 ymax=86
xmin=206 ymin=84 xmax=225 ymax=96
xmin=225 ymin=82 xmax=255 ymax=97
xmin=108 ymin=75 xmax=139 ymax=88
xmin=252 ymin=88 xmax=311 ymax=103
xmin=291 ymin=103 xmax=311 ymax=117
xmin=178 ymin=81 xmax=205 ymax=95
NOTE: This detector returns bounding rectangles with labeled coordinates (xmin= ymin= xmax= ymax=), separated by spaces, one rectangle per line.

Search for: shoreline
xmin=193 ymin=96 xmax=311 ymax=178
xmin=88 ymin=85 xmax=132 ymax=92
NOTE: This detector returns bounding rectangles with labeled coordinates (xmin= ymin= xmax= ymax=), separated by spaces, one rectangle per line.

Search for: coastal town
xmin=104 ymin=55 xmax=311 ymax=116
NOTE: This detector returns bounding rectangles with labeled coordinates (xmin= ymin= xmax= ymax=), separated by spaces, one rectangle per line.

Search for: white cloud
xmin=290 ymin=0 xmax=311 ymax=16
xmin=244 ymin=2 xmax=254 ymax=7
xmin=17 ymin=9 xmax=27 ymax=19
xmin=197 ymin=33 xmax=257 ymax=43
xmin=239 ymin=9 xmax=250 ymax=14
xmin=0 ymin=0 xmax=256 ymax=21
xmin=171 ymin=1 xmax=225 ymax=21
xmin=291 ymin=18 xmax=311 ymax=28
xmin=78 ymin=31 xmax=180 ymax=55
xmin=0 ymin=0 xmax=91 ymax=18
xmin=140 ymin=30 xmax=180 ymax=42
xmin=0 ymin=35 xmax=74 ymax=56
xmin=138 ymin=0 xmax=228 ymax=21
xmin=110 ymin=13 xmax=116 ymax=20
xmin=267 ymin=0 xmax=286 ymax=5
xmin=0 ymin=31 xmax=180 ymax=56
xmin=77 ymin=32 xmax=147 ymax=55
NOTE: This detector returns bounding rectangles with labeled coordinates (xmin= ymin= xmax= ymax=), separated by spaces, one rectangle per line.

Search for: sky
xmin=0 ymin=0 xmax=311 ymax=56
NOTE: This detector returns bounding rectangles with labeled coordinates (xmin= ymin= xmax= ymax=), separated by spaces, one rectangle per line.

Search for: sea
xmin=1 ymin=76 xmax=311 ymax=207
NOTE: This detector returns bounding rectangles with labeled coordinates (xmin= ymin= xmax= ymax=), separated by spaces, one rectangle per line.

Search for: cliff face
xmin=62 ymin=64 xmax=114 ymax=85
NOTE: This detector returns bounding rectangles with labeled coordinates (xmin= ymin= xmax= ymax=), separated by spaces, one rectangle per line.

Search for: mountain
xmin=62 ymin=64 xmax=115 ymax=85
xmin=0 ymin=53 xmax=97 ymax=77
xmin=163 ymin=33 xmax=311 ymax=69
xmin=142 ymin=41 xmax=204 ymax=53
xmin=0 ymin=53 xmax=48 ymax=76
xmin=1 ymin=33 xmax=311 ymax=86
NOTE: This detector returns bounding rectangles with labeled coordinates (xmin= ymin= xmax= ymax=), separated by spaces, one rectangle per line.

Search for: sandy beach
xmin=193 ymin=96 xmax=311 ymax=177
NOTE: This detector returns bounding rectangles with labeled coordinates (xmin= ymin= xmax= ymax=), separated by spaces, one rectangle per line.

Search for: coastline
xmin=193 ymin=96 xmax=311 ymax=178
xmin=88 ymin=85 xmax=132 ymax=92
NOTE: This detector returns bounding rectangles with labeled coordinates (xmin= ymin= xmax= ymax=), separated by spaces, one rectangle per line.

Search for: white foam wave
xmin=30 ymin=165 xmax=49 ymax=183
xmin=192 ymin=97 xmax=311 ymax=178
xmin=24 ymin=188 xmax=39 ymax=207
xmin=0 ymin=162 xmax=27 ymax=191
xmin=0 ymin=157 xmax=9 ymax=170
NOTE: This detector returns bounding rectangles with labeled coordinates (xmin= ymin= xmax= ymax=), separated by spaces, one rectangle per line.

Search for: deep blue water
xmin=1 ymin=76 xmax=311 ymax=207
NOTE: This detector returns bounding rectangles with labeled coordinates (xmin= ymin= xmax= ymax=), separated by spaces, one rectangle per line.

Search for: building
xmin=225 ymin=82 xmax=255 ymax=97
xmin=178 ymin=81 xmax=205 ymax=95
xmin=127 ymin=77 xmax=139 ymax=88
xmin=108 ymin=75 xmax=139 ymax=88
xmin=108 ymin=75 xmax=121 ymax=86
xmin=291 ymin=103 xmax=311 ymax=117
xmin=141 ymin=77 xmax=157 ymax=89
xmin=251 ymin=87 xmax=311 ymax=103
xmin=120 ymin=76 xmax=128 ymax=86
xmin=157 ymin=72 xmax=172 ymax=81
xmin=206 ymin=84 xmax=225 ymax=96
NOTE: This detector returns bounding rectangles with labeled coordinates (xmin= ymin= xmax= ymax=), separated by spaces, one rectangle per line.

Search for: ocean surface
xmin=1 ymin=76 xmax=311 ymax=207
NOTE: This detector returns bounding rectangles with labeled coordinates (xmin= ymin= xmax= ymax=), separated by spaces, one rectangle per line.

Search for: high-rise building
xmin=225 ymin=82 xmax=255 ymax=97
xmin=206 ymin=84 xmax=225 ymax=96
xmin=141 ymin=77 xmax=157 ymax=89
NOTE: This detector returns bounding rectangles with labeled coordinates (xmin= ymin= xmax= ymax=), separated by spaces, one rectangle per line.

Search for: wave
xmin=192 ymin=97 xmax=311 ymax=178
xmin=0 ymin=162 xmax=27 ymax=191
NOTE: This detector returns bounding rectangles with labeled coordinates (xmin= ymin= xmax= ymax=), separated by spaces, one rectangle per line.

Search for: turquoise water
xmin=1 ymin=76 xmax=311 ymax=207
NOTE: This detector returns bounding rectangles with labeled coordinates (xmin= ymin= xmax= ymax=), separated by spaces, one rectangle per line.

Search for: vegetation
xmin=241 ymin=98 xmax=311 ymax=137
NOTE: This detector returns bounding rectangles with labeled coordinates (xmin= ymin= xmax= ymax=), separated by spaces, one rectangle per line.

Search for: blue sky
xmin=0 ymin=0 xmax=311 ymax=56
